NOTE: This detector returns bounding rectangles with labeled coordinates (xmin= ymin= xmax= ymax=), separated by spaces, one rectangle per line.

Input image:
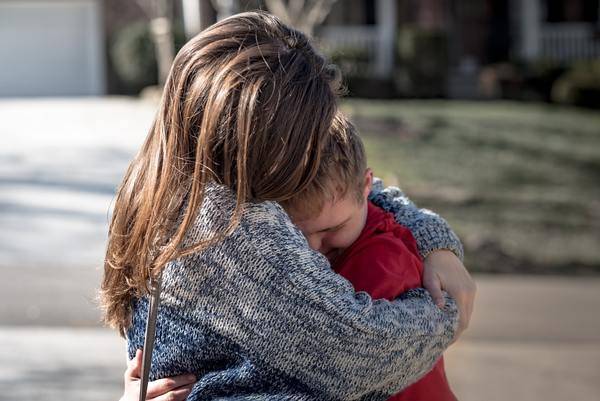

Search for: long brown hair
xmin=101 ymin=11 xmax=341 ymax=335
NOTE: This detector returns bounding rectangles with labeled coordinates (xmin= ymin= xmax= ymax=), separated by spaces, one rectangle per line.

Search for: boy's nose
xmin=307 ymin=235 xmax=322 ymax=252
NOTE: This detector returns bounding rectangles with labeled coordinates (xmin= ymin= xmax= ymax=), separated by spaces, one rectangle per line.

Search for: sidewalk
xmin=0 ymin=328 xmax=124 ymax=401
xmin=0 ymin=98 xmax=152 ymax=275
xmin=446 ymin=338 xmax=600 ymax=401
xmin=445 ymin=276 xmax=600 ymax=401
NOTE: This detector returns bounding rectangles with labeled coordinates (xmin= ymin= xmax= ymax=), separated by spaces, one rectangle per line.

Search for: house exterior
xmin=516 ymin=0 xmax=600 ymax=62
xmin=2 ymin=0 xmax=597 ymax=98
xmin=312 ymin=0 xmax=600 ymax=97
xmin=0 ymin=0 xmax=105 ymax=97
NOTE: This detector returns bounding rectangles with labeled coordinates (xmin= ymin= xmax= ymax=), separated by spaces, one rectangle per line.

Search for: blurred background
xmin=0 ymin=0 xmax=599 ymax=400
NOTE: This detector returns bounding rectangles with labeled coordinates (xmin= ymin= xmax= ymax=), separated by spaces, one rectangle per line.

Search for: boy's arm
xmin=368 ymin=177 xmax=464 ymax=260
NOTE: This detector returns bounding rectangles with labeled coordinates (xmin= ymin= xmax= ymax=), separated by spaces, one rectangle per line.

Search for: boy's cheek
xmin=323 ymin=231 xmax=356 ymax=255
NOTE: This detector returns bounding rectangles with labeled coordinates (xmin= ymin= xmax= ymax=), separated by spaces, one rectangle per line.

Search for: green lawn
xmin=342 ymin=99 xmax=600 ymax=274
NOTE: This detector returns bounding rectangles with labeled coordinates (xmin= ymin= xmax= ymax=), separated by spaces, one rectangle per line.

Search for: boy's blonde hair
xmin=282 ymin=112 xmax=367 ymax=221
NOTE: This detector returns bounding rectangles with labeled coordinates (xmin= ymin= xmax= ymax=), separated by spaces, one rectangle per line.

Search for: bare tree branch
xmin=289 ymin=0 xmax=306 ymax=21
xmin=211 ymin=0 xmax=239 ymax=20
xmin=134 ymin=0 xmax=175 ymax=86
xmin=265 ymin=0 xmax=338 ymax=36
xmin=264 ymin=0 xmax=292 ymax=25
xmin=304 ymin=0 xmax=337 ymax=30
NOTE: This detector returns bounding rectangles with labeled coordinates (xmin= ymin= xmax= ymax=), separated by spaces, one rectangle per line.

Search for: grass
xmin=341 ymin=99 xmax=600 ymax=274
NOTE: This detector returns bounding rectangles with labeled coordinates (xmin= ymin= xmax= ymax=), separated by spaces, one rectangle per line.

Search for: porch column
xmin=182 ymin=0 xmax=201 ymax=39
xmin=212 ymin=0 xmax=238 ymax=21
xmin=517 ymin=0 xmax=541 ymax=60
xmin=375 ymin=0 xmax=397 ymax=78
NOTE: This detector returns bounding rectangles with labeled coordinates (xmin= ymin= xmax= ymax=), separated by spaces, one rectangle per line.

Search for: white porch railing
xmin=540 ymin=23 xmax=600 ymax=62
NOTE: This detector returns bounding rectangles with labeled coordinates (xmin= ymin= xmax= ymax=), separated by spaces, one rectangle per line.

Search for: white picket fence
xmin=540 ymin=23 xmax=600 ymax=62
xmin=318 ymin=22 xmax=600 ymax=75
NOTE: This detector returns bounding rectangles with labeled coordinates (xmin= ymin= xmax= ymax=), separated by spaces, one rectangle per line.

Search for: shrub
xmin=110 ymin=20 xmax=186 ymax=94
xmin=552 ymin=60 xmax=600 ymax=108
xmin=394 ymin=27 xmax=449 ymax=97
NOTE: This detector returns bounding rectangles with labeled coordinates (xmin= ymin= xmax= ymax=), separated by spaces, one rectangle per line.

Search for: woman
xmin=103 ymin=11 xmax=475 ymax=401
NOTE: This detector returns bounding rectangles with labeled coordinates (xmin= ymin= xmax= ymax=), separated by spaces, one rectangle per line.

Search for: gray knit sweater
xmin=127 ymin=179 xmax=461 ymax=400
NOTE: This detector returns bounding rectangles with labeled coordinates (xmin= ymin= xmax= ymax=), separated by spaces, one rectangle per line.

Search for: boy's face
xmin=294 ymin=169 xmax=373 ymax=263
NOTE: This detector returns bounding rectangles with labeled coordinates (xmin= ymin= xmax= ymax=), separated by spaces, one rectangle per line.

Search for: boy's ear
xmin=362 ymin=168 xmax=374 ymax=200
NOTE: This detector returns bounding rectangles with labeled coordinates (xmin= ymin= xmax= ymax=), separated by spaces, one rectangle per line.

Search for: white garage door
xmin=0 ymin=0 xmax=105 ymax=96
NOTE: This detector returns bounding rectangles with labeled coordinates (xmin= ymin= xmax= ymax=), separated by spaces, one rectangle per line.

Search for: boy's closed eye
xmin=319 ymin=224 xmax=343 ymax=233
xmin=318 ymin=217 xmax=352 ymax=233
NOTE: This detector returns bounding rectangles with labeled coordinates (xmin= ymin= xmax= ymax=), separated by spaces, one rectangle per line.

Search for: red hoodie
xmin=333 ymin=202 xmax=457 ymax=401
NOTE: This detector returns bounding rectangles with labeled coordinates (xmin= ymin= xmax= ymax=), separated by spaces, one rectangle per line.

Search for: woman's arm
xmin=368 ymin=177 xmax=464 ymax=260
xmin=126 ymin=191 xmax=458 ymax=400
xmin=243 ymin=209 xmax=460 ymax=399
xmin=369 ymin=178 xmax=475 ymax=337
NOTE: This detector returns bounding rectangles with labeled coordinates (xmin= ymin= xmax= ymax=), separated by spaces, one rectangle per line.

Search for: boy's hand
xmin=119 ymin=349 xmax=196 ymax=401
xmin=423 ymin=250 xmax=476 ymax=341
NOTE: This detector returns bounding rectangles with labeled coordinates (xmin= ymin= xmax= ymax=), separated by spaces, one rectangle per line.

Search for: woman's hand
xmin=119 ymin=349 xmax=196 ymax=401
xmin=423 ymin=250 xmax=476 ymax=340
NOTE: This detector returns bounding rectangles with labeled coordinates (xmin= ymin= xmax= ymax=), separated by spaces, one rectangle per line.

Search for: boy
xmin=285 ymin=114 xmax=457 ymax=401
xmin=122 ymin=114 xmax=457 ymax=401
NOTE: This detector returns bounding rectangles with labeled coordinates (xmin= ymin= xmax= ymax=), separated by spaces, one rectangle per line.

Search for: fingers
xmin=122 ymin=350 xmax=196 ymax=401
xmin=423 ymin=270 xmax=445 ymax=308
xmin=149 ymin=384 xmax=194 ymax=401
xmin=455 ymin=279 xmax=477 ymax=337
xmin=462 ymin=280 xmax=477 ymax=332
xmin=125 ymin=349 xmax=143 ymax=382
xmin=424 ymin=251 xmax=477 ymax=338
xmin=146 ymin=375 xmax=197 ymax=399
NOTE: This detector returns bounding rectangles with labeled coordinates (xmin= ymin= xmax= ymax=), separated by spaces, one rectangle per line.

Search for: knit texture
xmin=369 ymin=178 xmax=464 ymax=261
xmin=127 ymin=181 xmax=461 ymax=400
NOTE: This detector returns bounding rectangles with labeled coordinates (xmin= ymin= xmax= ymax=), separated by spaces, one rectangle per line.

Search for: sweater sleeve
xmin=368 ymin=177 xmax=464 ymax=261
